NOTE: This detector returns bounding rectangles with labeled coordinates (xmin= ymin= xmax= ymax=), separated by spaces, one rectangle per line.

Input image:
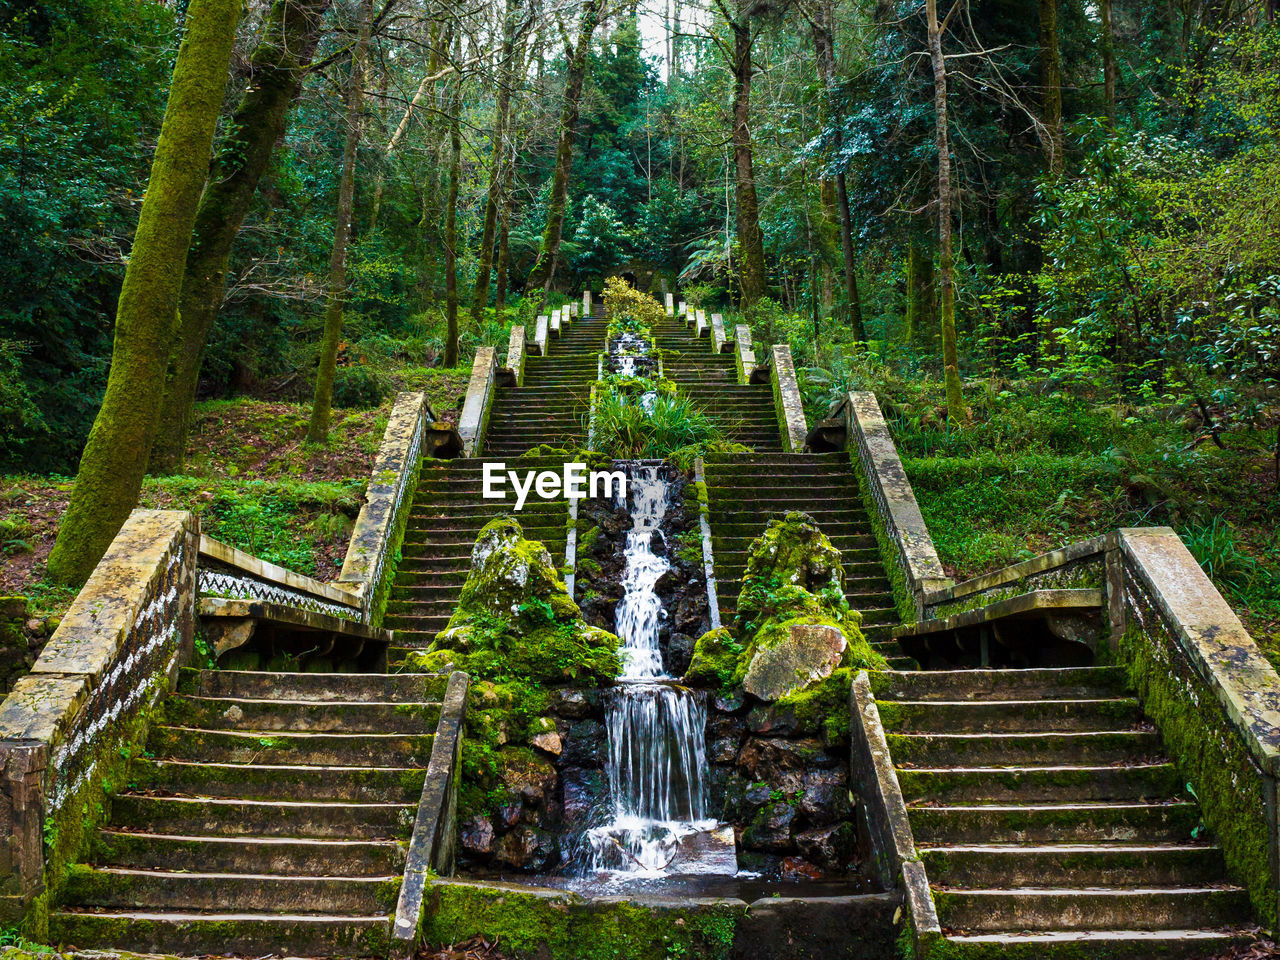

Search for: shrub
xmin=332 ymin=366 xmax=388 ymax=409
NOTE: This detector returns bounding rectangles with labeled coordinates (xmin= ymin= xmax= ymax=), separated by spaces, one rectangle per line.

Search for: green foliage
xmin=592 ymin=389 xmax=723 ymax=460
xmin=331 ymin=365 xmax=388 ymax=409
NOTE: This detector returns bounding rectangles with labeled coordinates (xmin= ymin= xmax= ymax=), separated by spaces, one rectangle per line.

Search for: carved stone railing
xmin=200 ymin=536 xmax=362 ymax=621
xmin=393 ymin=670 xmax=470 ymax=956
xmin=533 ymin=314 xmax=549 ymax=356
xmin=0 ymin=512 xmax=199 ymax=923
xmin=506 ymin=326 xmax=527 ymax=386
xmin=844 ymin=391 xmax=951 ymax=621
xmin=458 ymin=346 xmax=497 ymax=458
xmin=710 ymin=313 xmax=729 ymax=354
xmin=770 ymin=344 xmax=808 ymax=453
xmin=734 ymin=324 xmax=756 ymax=384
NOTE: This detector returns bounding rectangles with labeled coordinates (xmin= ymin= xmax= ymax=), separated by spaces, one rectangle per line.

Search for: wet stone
xmin=795 ymin=822 xmax=856 ymax=871
xmin=549 ymin=688 xmax=592 ymax=719
xmin=460 ymin=815 xmax=494 ymax=856
xmin=798 ymin=769 xmax=851 ymax=826
xmin=563 ymin=719 xmax=607 ymax=767
xmin=744 ymin=800 xmax=796 ymax=853
xmin=711 ymin=737 xmax=739 ymax=763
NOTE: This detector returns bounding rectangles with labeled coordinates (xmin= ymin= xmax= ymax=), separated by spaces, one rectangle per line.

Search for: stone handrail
xmin=692 ymin=457 xmax=723 ymax=631
xmin=734 ymin=324 xmax=756 ymax=384
xmin=583 ymin=290 xmax=592 ymax=317
xmin=0 ymin=511 xmax=199 ymax=920
xmin=710 ymin=313 xmax=729 ymax=354
xmin=550 ymin=306 xmax=563 ymax=337
xmin=393 ymin=670 xmax=470 ymax=956
xmin=665 ymin=292 xmax=674 ymax=316
xmin=770 ymin=344 xmax=808 ymax=453
xmin=458 ymin=346 xmax=497 ymax=458
xmin=845 ymin=391 xmax=951 ymax=620
xmin=506 ymin=326 xmax=527 ymax=386
xmin=694 ymin=309 xmax=709 ymax=339
xmin=533 ymin=314 xmax=549 ymax=355
xmin=201 ymin=536 xmax=363 ymax=620
xmin=921 ymin=536 xmax=1106 ymax=623
xmin=336 ymin=391 xmax=433 ymax=622
xmin=850 ymin=671 xmax=942 ymax=957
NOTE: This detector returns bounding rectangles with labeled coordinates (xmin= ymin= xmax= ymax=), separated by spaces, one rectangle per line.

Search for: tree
xmin=925 ymin=0 xmax=964 ymax=421
xmin=308 ymin=0 xmax=373 ymax=442
xmin=524 ymin=0 xmax=607 ymax=292
xmin=1039 ymin=0 xmax=1064 ymax=173
xmin=47 ymin=0 xmax=243 ymax=585
xmin=443 ymin=26 xmax=464 ymax=368
xmin=149 ymin=0 xmax=332 ymax=473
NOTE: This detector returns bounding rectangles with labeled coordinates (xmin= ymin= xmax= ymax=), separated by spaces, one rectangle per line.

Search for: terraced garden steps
xmin=50 ymin=667 xmax=451 ymax=957
xmin=703 ymin=451 xmax=907 ymax=665
xmin=385 ymin=455 xmax=571 ymax=658
xmin=652 ymin=317 xmax=781 ymax=451
xmin=872 ymin=666 xmax=1254 ymax=957
xmin=484 ymin=313 xmax=607 ymax=456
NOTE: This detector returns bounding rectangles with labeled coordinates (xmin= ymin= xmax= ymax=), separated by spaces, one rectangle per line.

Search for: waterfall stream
xmin=581 ymin=464 xmax=734 ymax=878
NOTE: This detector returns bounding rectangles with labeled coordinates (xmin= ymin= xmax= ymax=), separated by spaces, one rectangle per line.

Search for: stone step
xmin=870 ymin=667 xmax=1131 ymax=702
xmin=897 ymin=762 xmax=1182 ymax=803
xmin=92 ymin=830 xmax=406 ymax=876
xmin=711 ymin=526 xmax=876 ymax=547
xmin=886 ymin=656 xmax=919 ymax=670
xmin=877 ymin=698 xmax=1144 ymax=734
xmin=937 ymin=929 xmax=1256 ymax=959
xmin=712 ymin=547 xmax=882 ymax=566
xmin=710 ymin=509 xmax=869 ymax=527
xmin=147 ymin=726 xmax=434 ymax=766
xmin=909 ymin=801 xmax=1202 ymax=845
xmin=48 ymin=911 xmax=390 ymax=957
xmin=107 ymin=795 xmax=415 ymax=839
xmin=920 ymin=843 xmax=1228 ymax=888
xmin=937 ymin=886 xmax=1250 ymax=934
xmin=177 ymin=669 xmax=446 ymax=703
xmin=392 ymin=568 xmax=470 ymax=585
xmin=162 ymin=697 xmax=441 ymax=734
xmin=128 ymin=759 xmax=425 ymax=802
xmin=887 ymin=730 xmax=1165 ymax=767
xmin=61 ymin=866 xmax=397 ymax=915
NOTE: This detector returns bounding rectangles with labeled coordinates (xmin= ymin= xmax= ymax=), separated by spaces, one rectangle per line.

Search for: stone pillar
xmin=770 ymin=344 xmax=807 ymax=453
xmin=734 ymin=325 xmax=756 ymax=384
xmin=458 ymin=347 xmax=496 ymax=457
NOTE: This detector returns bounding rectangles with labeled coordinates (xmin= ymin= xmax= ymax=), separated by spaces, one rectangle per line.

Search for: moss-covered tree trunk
xmin=926 ymin=0 xmax=964 ymax=421
xmin=1100 ymin=0 xmax=1117 ymax=124
xmin=524 ymin=0 xmax=606 ymax=292
xmin=904 ymin=241 xmax=935 ymax=345
xmin=1039 ymin=0 xmax=1064 ymax=174
xmin=443 ymin=34 xmax=463 ymax=369
xmin=494 ymin=159 xmax=513 ymax=319
xmin=46 ymin=0 xmax=242 ymax=585
xmin=149 ymin=0 xmax=331 ymax=474
xmin=307 ymin=0 xmax=373 ymax=442
xmin=470 ymin=0 xmax=519 ymax=326
xmin=729 ymin=11 xmax=766 ymax=307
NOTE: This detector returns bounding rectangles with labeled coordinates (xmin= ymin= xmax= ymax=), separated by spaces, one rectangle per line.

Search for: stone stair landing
xmin=49 ymin=668 xmax=449 ymax=957
xmin=873 ymin=666 xmax=1255 ymax=957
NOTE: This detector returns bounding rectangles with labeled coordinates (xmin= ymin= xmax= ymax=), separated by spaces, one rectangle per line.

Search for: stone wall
xmin=0 ymin=598 xmax=33 ymax=696
xmin=0 ymin=511 xmax=198 ymax=926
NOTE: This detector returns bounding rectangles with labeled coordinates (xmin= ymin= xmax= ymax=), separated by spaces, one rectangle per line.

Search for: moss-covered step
xmin=909 ymin=800 xmax=1202 ymax=845
xmin=47 ymin=911 xmax=391 ymax=957
xmin=869 ymin=666 xmax=1129 ymax=702
xmin=920 ymin=843 xmax=1228 ymax=888
xmin=160 ymin=697 xmax=441 ymax=733
xmin=146 ymin=725 xmax=434 ymax=765
xmin=128 ymin=758 xmax=426 ymax=802
xmin=177 ymin=667 xmax=447 ymax=702
xmin=107 ymin=795 xmax=415 ymax=838
xmin=937 ymin=928 xmax=1257 ymax=959
xmin=886 ymin=730 xmax=1164 ymax=766
xmin=877 ymin=697 xmax=1143 ymax=734
xmin=60 ymin=864 xmax=399 ymax=914
xmin=91 ymin=830 xmax=406 ymax=876
xmin=935 ymin=886 xmax=1251 ymax=933
xmin=897 ymin=762 xmax=1182 ymax=803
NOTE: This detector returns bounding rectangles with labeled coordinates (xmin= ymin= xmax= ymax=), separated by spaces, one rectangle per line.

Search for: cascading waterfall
xmin=581 ymin=464 xmax=732 ymax=878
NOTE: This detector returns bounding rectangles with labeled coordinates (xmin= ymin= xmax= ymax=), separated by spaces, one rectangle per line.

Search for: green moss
xmin=773 ymin=668 xmax=853 ymax=743
xmin=1119 ymin=619 xmax=1276 ymax=929
xmin=684 ymin=627 xmax=743 ymax=688
xmin=420 ymin=880 xmax=745 ymax=960
xmin=850 ymin=451 xmax=916 ymax=625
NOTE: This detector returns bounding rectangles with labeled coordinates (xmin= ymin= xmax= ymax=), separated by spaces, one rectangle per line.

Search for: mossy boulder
xmin=686 ymin=513 xmax=884 ymax=700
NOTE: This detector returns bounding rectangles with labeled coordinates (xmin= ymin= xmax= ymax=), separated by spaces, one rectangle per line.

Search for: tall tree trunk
xmin=904 ymin=241 xmax=935 ymax=345
xmin=470 ymin=0 xmax=519 ymax=326
xmin=307 ymin=0 xmax=373 ymax=442
xmin=47 ymin=0 xmax=242 ymax=585
xmin=149 ymin=0 xmax=331 ymax=474
xmin=925 ymin=0 xmax=964 ymax=421
xmin=1100 ymin=0 xmax=1117 ymax=123
xmin=495 ymin=134 xmax=516 ymax=318
xmin=443 ymin=33 xmax=463 ymax=367
xmin=809 ymin=2 xmax=865 ymax=340
xmin=525 ymin=0 xmax=606 ymax=292
xmin=1039 ymin=0 xmax=1064 ymax=173
xmin=730 ymin=12 xmax=766 ymax=306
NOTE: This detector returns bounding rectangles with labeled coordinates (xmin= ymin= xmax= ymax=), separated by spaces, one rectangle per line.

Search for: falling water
xmin=581 ymin=465 xmax=731 ymax=878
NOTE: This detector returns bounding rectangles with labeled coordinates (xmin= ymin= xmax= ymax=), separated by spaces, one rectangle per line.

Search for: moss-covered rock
xmin=687 ymin=513 xmax=885 ymax=700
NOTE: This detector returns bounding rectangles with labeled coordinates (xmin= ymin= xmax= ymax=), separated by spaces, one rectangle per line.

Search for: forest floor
xmin=0 ymin=366 xmax=470 ymax=621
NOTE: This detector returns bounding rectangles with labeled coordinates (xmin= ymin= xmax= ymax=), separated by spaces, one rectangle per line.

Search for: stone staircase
xmin=383 ymin=456 xmax=570 ymax=664
xmin=483 ymin=312 xmax=607 ymax=457
xmin=50 ymin=668 xmax=450 ymax=956
xmin=653 ymin=316 xmax=781 ymax=452
xmin=703 ymin=451 xmax=909 ymax=667
xmin=874 ymin=666 xmax=1255 ymax=956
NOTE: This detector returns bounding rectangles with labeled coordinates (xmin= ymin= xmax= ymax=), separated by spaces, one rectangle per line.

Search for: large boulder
xmin=742 ymin=622 xmax=847 ymax=701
